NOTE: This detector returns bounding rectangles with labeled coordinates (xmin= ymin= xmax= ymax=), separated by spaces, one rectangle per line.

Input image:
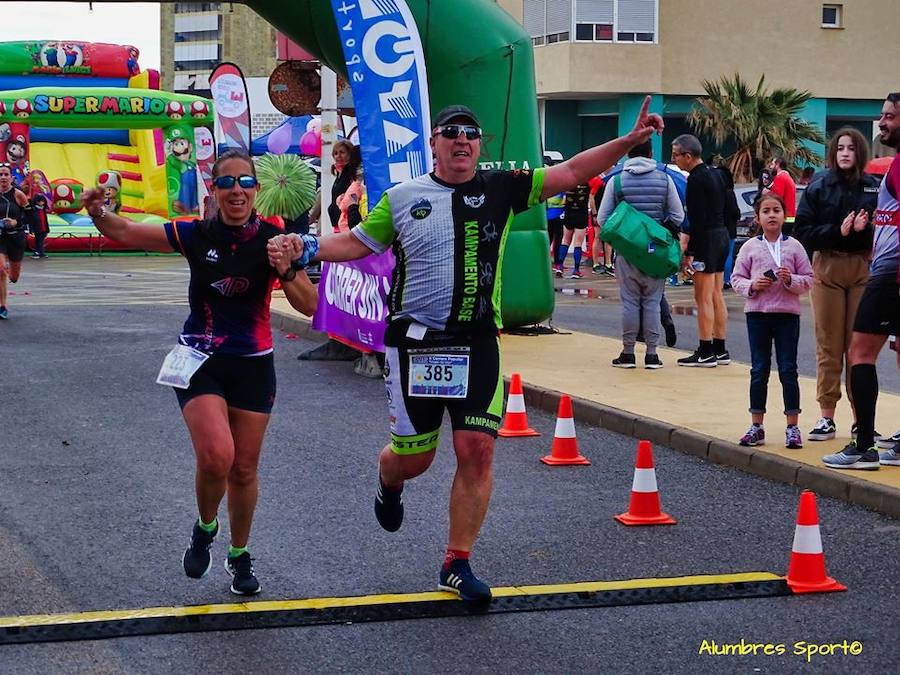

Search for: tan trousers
xmin=810 ymin=251 xmax=870 ymax=410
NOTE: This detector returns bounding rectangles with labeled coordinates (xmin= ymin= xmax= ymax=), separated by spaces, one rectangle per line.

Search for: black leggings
xmin=548 ymin=217 xmax=563 ymax=262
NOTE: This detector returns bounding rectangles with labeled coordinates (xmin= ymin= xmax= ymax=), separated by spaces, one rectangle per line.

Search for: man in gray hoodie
xmin=596 ymin=141 xmax=684 ymax=368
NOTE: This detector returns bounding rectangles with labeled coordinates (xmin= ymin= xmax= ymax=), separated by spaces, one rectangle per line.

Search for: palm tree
xmin=686 ymin=74 xmax=826 ymax=183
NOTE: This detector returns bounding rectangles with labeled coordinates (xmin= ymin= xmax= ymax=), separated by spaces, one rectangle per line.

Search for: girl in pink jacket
xmin=731 ymin=194 xmax=813 ymax=449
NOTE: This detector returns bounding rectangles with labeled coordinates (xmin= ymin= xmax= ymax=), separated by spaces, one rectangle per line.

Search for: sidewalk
xmin=270 ymin=295 xmax=900 ymax=519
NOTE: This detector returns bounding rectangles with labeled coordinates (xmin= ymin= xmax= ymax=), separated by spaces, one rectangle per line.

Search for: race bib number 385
xmin=156 ymin=344 xmax=209 ymax=389
xmin=408 ymin=350 xmax=470 ymax=399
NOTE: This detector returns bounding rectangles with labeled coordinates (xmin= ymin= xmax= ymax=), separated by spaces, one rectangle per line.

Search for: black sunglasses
xmin=436 ymin=124 xmax=482 ymax=140
xmin=213 ymin=175 xmax=258 ymax=189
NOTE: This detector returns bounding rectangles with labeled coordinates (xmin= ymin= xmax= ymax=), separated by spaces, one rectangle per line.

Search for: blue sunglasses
xmin=213 ymin=174 xmax=258 ymax=189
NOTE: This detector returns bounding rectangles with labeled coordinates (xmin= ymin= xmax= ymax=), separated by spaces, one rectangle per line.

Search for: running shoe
xmin=374 ymin=476 xmax=404 ymax=532
xmin=611 ymin=352 xmax=636 ymax=368
xmin=785 ymin=425 xmax=803 ymax=449
xmin=822 ymin=442 xmax=880 ymax=470
xmin=879 ymin=444 xmax=900 ymax=466
xmin=182 ymin=520 xmax=218 ymax=579
xmin=644 ymin=354 xmax=663 ymax=369
xmin=552 ymin=264 xmax=563 ymax=278
xmin=568 ymin=269 xmax=583 ymax=279
xmin=808 ymin=417 xmax=836 ymax=441
xmin=876 ymin=430 xmax=900 ymax=449
xmin=850 ymin=424 xmax=881 ymax=442
xmin=716 ymin=350 xmax=731 ymax=365
xmin=31 ymin=252 xmax=41 ymax=259
xmin=225 ymin=552 xmax=261 ymax=595
xmin=438 ymin=559 xmax=492 ymax=603
xmin=592 ymin=264 xmax=604 ymax=275
xmin=677 ymin=350 xmax=717 ymax=367
xmin=0 ymin=306 xmax=7 ymax=320
xmin=739 ymin=425 xmax=765 ymax=447
xmin=605 ymin=265 xmax=615 ymax=277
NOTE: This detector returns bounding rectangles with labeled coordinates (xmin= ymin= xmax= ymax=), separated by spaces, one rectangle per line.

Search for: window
xmin=525 ymin=1 xmax=656 ymax=45
xmin=822 ymin=4 xmax=842 ymax=28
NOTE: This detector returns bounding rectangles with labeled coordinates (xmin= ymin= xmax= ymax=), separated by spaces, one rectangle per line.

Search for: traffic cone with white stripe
xmin=785 ymin=490 xmax=846 ymax=594
xmin=614 ymin=440 xmax=676 ymax=525
xmin=498 ymin=373 xmax=539 ymax=437
xmin=540 ymin=395 xmax=590 ymax=465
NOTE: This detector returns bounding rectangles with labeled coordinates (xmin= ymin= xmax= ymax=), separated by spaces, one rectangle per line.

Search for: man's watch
xmin=279 ymin=266 xmax=297 ymax=282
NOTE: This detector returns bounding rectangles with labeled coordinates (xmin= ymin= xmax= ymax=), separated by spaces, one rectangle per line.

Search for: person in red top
xmin=767 ymin=157 xmax=797 ymax=229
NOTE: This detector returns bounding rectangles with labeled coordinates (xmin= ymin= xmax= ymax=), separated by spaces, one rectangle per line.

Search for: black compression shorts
xmin=691 ymin=228 xmax=730 ymax=274
xmin=0 ymin=230 xmax=26 ymax=263
xmin=175 ymin=352 xmax=276 ymax=414
xmin=383 ymin=324 xmax=503 ymax=454
xmin=853 ymin=276 xmax=900 ymax=335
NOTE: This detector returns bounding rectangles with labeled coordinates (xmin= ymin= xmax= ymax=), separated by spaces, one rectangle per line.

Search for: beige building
xmin=160 ymin=3 xmax=283 ymax=136
xmin=497 ymin=0 xmax=896 ymax=161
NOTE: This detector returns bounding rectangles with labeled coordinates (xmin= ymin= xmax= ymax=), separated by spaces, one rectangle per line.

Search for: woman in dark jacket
xmin=793 ymin=127 xmax=879 ymax=442
xmin=327 ymin=140 xmax=361 ymax=232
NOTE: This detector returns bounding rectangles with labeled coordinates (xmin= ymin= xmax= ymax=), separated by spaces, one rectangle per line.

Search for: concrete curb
xmin=270 ymin=311 xmax=900 ymax=520
xmin=513 ymin=379 xmax=900 ymax=520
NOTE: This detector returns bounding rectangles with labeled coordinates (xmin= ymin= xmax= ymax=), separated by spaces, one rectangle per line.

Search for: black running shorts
xmin=853 ymin=275 xmax=900 ymax=336
xmin=383 ymin=324 xmax=503 ymax=455
xmin=0 ymin=230 xmax=26 ymax=263
xmin=691 ymin=228 xmax=730 ymax=274
xmin=175 ymin=352 xmax=276 ymax=414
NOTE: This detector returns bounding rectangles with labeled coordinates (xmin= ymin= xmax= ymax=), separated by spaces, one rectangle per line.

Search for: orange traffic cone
xmin=498 ymin=373 xmax=540 ymax=437
xmin=540 ymin=395 xmax=590 ymax=465
xmin=614 ymin=440 xmax=676 ymax=526
xmin=785 ymin=490 xmax=846 ymax=594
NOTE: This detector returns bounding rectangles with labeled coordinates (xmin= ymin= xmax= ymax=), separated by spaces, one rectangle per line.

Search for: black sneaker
xmin=716 ymin=351 xmax=731 ymax=365
xmin=850 ymin=424 xmax=882 ymax=443
xmin=375 ymin=476 xmax=404 ymax=532
xmin=677 ymin=350 xmax=717 ymax=368
xmin=612 ymin=352 xmax=636 ymax=368
xmin=438 ymin=559 xmax=492 ymax=603
xmin=225 ymin=552 xmax=261 ymax=595
xmin=0 ymin=306 xmax=8 ymax=320
xmin=808 ymin=417 xmax=836 ymax=441
xmin=644 ymin=354 xmax=663 ymax=369
xmin=182 ymin=520 xmax=218 ymax=579
xmin=663 ymin=322 xmax=677 ymax=348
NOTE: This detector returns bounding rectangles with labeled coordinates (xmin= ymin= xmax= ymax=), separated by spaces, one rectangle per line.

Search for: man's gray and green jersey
xmin=352 ymin=168 xmax=545 ymax=335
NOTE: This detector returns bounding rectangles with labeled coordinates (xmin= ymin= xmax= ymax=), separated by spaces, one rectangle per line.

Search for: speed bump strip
xmin=0 ymin=572 xmax=789 ymax=644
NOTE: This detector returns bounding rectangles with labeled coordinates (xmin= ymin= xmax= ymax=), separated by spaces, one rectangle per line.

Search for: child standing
xmin=731 ymin=194 xmax=813 ymax=448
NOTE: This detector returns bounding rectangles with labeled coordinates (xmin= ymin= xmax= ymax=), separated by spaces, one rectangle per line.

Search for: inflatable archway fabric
xmin=244 ymin=0 xmax=552 ymax=327
xmin=0 ymin=86 xmax=213 ymax=217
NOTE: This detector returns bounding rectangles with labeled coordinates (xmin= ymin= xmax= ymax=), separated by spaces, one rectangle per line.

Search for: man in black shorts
xmin=671 ymin=134 xmax=731 ymax=366
xmin=272 ymin=96 xmax=664 ymax=603
xmin=0 ymin=163 xmax=31 ymax=320
xmin=824 ymin=93 xmax=900 ymax=470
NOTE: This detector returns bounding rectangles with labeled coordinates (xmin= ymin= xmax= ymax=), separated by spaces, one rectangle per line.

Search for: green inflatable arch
xmin=152 ymin=1 xmax=555 ymax=325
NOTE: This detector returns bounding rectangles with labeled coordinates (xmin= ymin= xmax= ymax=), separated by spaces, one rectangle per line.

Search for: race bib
xmin=156 ymin=344 xmax=209 ymax=389
xmin=408 ymin=349 xmax=470 ymax=399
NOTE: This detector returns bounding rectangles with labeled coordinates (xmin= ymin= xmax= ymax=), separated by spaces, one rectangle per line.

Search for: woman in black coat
xmin=793 ymin=127 xmax=880 ymax=442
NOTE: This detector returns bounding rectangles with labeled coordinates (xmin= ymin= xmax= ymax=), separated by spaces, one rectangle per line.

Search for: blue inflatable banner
xmin=315 ymin=0 xmax=432 ymax=352
xmin=328 ymin=0 xmax=432 ymax=204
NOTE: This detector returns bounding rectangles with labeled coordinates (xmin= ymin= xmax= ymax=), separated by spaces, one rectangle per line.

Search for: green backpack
xmin=599 ymin=173 xmax=681 ymax=279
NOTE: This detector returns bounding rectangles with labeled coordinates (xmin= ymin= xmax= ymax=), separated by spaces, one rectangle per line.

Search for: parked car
xmin=732 ymin=182 xmax=806 ymax=258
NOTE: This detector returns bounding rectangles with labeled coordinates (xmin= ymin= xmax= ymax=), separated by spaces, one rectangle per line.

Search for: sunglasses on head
xmin=213 ymin=174 xmax=258 ymax=189
xmin=435 ymin=124 xmax=482 ymax=140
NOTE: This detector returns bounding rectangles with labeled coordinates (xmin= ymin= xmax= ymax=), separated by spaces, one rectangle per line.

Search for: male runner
xmin=270 ymin=97 xmax=663 ymax=601
xmin=0 ymin=163 xmax=31 ymax=319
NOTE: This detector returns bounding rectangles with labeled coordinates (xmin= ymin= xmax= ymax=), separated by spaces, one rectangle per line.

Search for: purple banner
xmin=311 ymin=253 xmax=394 ymax=352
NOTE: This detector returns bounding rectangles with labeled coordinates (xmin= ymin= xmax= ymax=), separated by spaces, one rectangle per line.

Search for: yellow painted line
xmin=0 ymin=572 xmax=782 ymax=629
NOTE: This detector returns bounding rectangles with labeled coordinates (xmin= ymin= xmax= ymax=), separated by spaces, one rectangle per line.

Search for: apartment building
xmin=498 ymin=1 xmax=898 ymax=161
xmin=160 ymin=2 xmax=284 ymax=136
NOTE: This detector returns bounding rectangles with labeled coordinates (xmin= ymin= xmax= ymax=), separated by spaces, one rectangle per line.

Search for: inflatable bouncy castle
xmin=0 ymin=41 xmax=213 ymax=251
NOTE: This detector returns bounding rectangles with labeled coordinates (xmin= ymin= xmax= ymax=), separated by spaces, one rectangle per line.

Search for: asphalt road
xmin=0 ymin=257 xmax=897 ymax=673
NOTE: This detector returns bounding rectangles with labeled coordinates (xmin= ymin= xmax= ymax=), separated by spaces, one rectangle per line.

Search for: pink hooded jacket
xmin=731 ymin=234 xmax=813 ymax=314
